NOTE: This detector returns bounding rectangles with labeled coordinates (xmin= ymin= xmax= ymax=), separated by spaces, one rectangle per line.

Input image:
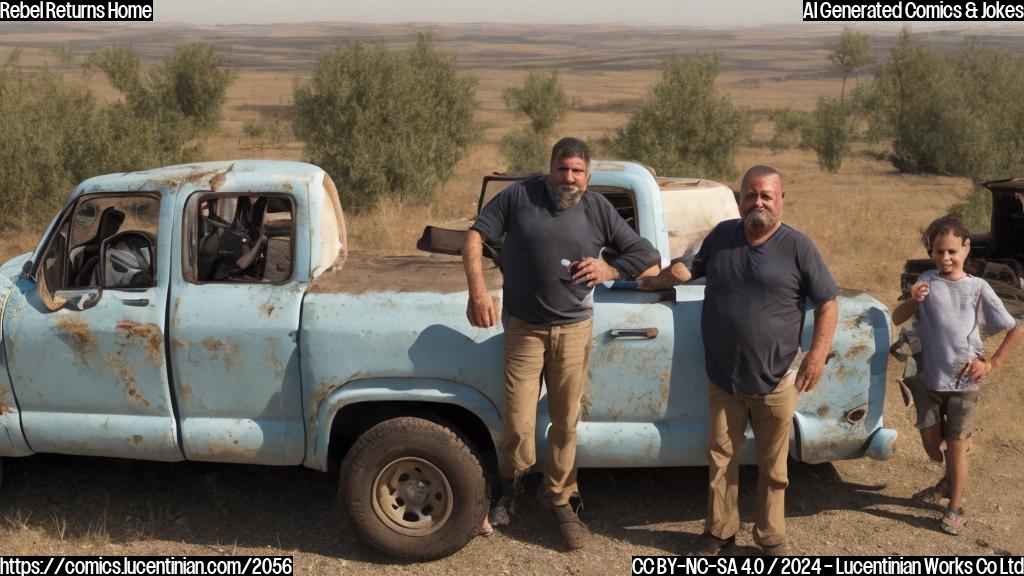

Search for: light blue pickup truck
xmin=0 ymin=160 xmax=895 ymax=559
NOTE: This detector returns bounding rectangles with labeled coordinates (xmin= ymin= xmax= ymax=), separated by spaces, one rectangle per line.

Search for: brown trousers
xmin=706 ymin=378 xmax=797 ymax=547
xmin=499 ymin=316 xmax=593 ymax=506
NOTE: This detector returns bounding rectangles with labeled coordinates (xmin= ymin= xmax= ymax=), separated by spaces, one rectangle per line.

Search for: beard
xmin=553 ymin=184 xmax=584 ymax=210
xmin=743 ymin=208 xmax=775 ymax=232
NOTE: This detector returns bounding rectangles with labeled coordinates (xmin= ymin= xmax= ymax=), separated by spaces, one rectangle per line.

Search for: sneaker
xmin=553 ymin=503 xmax=589 ymax=550
xmin=692 ymin=533 xmax=735 ymax=557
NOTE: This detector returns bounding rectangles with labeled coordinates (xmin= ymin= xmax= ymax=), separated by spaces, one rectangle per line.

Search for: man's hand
xmin=965 ymin=355 xmax=992 ymax=383
xmin=795 ymin=353 xmax=826 ymax=392
xmin=910 ymin=280 xmax=930 ymax=303
xmin=571 ymin=257 xmax=620 ymax=287
xmin=467 ymin=288 xmax=497 ymax=328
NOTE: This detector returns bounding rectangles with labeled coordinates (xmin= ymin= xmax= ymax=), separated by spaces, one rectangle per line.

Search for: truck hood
xmin=0 ymin=252 xmax=31 ymax=283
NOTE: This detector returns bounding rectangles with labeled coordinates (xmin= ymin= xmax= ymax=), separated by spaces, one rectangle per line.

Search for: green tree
xmin=829 ymin=28 xmax=874 ymax=102
xmin=801 ymin=97 xmax=852 ymax=173
xmin=293 ymin=34 xmax=478 ymax=212
xmin=768 ymin=107 xmax=810 ymax=152
xmin=601 ymin=56 xmax=750 ymax=180
xmin=503 ymin=71 xmax=568 ymax=134
xmin=156 ymin=43 xmax=233 ymax=131
xmin=499 ymin=128 xmax=550 ymax=173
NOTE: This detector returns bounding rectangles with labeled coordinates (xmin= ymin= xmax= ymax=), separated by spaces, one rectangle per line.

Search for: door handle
xmin=120 ymin=298 xmax=150 ymax=307
xmin=610 ymin=328 xmax=658 ymax=339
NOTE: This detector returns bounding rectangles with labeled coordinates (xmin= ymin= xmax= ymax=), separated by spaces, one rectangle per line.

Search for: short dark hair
xmin=550 ymin=137 xmax=590 ymax=167
xmin=741 ymin=165 xmax=782 ymax=190
xmin=922 ymin=215 xmax=971 ymax=253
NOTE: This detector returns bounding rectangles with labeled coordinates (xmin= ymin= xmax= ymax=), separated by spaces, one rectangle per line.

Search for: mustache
xmin=743 ymin=207 xmax=774 ymax=230
xmin=554 ymin=184 xmax=584 ymax=210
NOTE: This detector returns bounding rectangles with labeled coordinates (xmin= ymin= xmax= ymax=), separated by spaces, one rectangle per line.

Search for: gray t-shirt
xmin=471 ymin=176 xmax=660 ymax=325
xmin=913 ymin=270 xmax=1016 ymax=392
xmin=690 ymin=220 xmax=838 ymax=396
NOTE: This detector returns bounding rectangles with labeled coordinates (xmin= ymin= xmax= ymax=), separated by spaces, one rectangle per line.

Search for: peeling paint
xmin=201 ymin=338 xmax=245 ymax=374
xmin=816 ymin=405 xmax=830 ymax=418
xmin=131 ymin=434 xmax=143 ymax=446
xmin=580 ymin=393 xmax=592 ymax=421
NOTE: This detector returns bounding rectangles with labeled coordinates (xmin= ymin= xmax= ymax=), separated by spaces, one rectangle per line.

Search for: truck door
xmin=4 ymin=193 xmax=181 ymax=460
xmin=168 ymin=188 xmax=307 ymax=465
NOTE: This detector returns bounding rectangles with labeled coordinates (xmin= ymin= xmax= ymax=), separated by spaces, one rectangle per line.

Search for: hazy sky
xmin=155 ymin=0 xmax=805 ymax=26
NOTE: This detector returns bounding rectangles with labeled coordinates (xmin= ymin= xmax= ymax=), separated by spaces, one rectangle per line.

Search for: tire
xmin=339 ymin=416 xmax=487 ymax=560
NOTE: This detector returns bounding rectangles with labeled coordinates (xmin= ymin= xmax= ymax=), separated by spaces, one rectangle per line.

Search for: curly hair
xmin=921 ymin=215 xmax=971 ymax=254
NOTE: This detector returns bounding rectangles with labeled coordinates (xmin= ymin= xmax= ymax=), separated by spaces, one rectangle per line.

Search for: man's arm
xmin=795 ymin=297 xmax=838 ymax=392
xmin=638 ymin=261 xmax=692 ymax=290
xmin=462 ymin=230 xmax=497 ymax=328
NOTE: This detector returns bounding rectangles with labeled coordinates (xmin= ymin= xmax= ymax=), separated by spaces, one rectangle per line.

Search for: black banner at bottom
xmin=631 ymin=556 xmax=1024 ymax=576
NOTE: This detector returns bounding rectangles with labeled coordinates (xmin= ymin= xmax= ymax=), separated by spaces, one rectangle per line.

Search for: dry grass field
xmin=1 ymin=22 xmax=1023 ymax=571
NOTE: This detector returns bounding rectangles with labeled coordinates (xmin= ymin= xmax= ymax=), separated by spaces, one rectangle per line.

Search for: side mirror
xmin=53 ymin=289 xmax=102 ymax=312
xmin=20 ymin=259 xmax=33 ymax=280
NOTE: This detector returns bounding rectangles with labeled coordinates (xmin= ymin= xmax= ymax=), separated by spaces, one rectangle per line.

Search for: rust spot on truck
xmin=179 ymin=384 xmax=192 ymax=405
xmin=259 ymin=301 xmax=276 ymax=317
xmin=644 ymin=443 xmax=653 ymax=457
xmin=57 ymin=316 xmax=96 ymax=366
xmin=845 ymin=344 xmax=868 ymax=360
xmin=171 ymin=339 xmax=187 ymax=349
xmin=265 ymin=338 xmax=285 ymax=379
xmin=116 ymin=319 xmax=163 ymax=365
xmin=201 ymin=338 xmax=244 ymax=374
xmin=580 ymin=394 xmax=593 ymax=421
xmin=309 ymin=383 xmax=342 ymax=435
xmin=817 ymin=405 xmax=830 ymax=418
xmin=610 ymin=408 xmax=622 ymax=422
xmin=172 ymin=298 xmax=182 ymax=326
xmin=0 ymin=403 xmax=9 ymax=415
xmin=104 ymin=352 xmax=149 ymax=407
xmin=131 ymin=435 xmax=143 ymax=446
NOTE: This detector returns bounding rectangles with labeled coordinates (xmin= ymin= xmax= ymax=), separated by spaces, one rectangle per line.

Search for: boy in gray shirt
xmin=892 ymin=216 xmax=1023 ymax=536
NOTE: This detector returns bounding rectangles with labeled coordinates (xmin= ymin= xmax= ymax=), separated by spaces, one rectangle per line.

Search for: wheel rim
xmin=371 ymin=456 xmax=454 ymax=537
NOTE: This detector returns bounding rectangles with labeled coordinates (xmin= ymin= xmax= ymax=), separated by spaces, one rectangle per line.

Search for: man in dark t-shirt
xmin=641 ymin=165 xmax=837 ymax=556
xmin=462 ymin=138 xmax=660 ymax=549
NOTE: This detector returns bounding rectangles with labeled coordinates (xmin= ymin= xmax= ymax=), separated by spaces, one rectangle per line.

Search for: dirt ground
xmin=2 ymin=21 xmax=1024 ymax=572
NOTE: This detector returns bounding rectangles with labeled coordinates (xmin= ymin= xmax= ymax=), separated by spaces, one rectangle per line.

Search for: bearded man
xmin=462 ymin=137 xmax=660 ymax=549
xmin=645 ymin=165 xmax=838 ymax=556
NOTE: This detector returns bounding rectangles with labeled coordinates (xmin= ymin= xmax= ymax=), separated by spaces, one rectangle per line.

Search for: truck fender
xmin=305 ymin=377 xmax=504 ymax=472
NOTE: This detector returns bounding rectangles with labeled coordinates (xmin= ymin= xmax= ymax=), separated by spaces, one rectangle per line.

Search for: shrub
xmin=768 ymin=108 xmax=810 ymax=152
xmin=601 ymin=56 xmax=750 ymax=180
xmin=499 ymin=128 xmax=549 ymax=173
xmin=293 ymin=34 xmax=478 ymax=212
xmin=801 ymin=97 xmax=852 ymax=173
xmin=503 ymin=71 xmax=568 ymax=134
xmin=863 ymin=29 xmax=1024 ymax=181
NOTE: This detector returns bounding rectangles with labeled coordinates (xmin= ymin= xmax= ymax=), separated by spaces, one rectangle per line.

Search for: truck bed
xmin=309 ymin=251 xmax=503 ymax=294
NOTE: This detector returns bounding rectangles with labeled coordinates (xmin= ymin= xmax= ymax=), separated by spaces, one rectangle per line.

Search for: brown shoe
xmin=693 ymin=533 xmax=735 ymax=556
xmin=554 ymin=504 xmax=589 ymax=550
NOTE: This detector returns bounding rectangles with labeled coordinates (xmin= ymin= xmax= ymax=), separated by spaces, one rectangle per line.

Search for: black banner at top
xmin=0 ymin=1 xmax=153 ymax=21
xmin=803 ymin=0 xmax=1024 ymax=21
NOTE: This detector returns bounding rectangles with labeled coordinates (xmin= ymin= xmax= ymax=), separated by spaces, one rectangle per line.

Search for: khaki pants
xmin=500 ymin=316 xmax=593 ymax=506
xmin=705 ymin=378 xmax=797 ymax=547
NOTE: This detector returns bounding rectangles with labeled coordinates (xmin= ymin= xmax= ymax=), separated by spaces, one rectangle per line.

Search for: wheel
xmin=339 ymin=416 xmax=487 ymax=560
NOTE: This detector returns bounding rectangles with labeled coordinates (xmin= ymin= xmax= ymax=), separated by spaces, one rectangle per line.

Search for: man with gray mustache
xmin=462 ymin=137 xmax=660 ymax=549
xmin=642 ymin=165 xmax=837 ymax=556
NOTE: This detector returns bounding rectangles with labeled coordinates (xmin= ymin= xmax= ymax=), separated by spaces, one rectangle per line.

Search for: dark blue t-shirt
xmin=690 ymin=219 xmax=838 ymax=396
xmin=471 ymin=176 xmax=660 ymax=325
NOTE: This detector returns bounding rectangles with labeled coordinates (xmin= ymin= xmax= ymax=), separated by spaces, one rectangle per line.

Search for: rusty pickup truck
xmin=0 ymin=160 xmax=895 ymax=559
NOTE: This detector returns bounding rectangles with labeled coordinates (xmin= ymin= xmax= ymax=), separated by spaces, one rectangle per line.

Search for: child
xmin=892 ymin=216 xmax=1023 ymax=535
